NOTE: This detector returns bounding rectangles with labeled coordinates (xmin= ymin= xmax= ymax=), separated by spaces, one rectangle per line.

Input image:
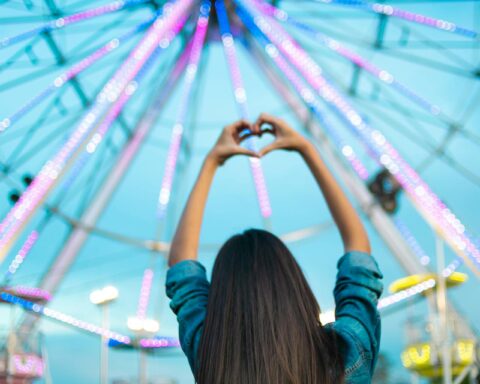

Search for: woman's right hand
xmin=207 ymin=119 xmax=259 ymax=166
xmin=252 ymin=113 xmax=310 ymax=157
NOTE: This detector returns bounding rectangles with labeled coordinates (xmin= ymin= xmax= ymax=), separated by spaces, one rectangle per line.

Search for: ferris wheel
xmin=0 ymin=0 xmax=479 ymax=382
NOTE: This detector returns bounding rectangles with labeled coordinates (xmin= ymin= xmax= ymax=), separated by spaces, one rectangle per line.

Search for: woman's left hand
xmin=208 ymin=119 xmax=259 ymax=166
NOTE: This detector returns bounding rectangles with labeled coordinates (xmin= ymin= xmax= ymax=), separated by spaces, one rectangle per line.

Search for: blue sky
xmin=0 ymin=1 xmax=479 ymax=383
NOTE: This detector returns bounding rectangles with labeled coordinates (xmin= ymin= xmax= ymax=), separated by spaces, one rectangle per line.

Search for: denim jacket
xmin=166 ymin=251 xmax=383 ymax=383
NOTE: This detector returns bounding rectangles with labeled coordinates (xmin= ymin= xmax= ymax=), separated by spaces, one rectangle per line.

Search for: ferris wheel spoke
xmin=216 ymin=0 xmax=273 ymax=224
xmin=257 ymin=2 xmax=469 ymax=135
xmin=0 ymin=0 xmax=151 ymax=49
xmin=1 ymin=50 xmax=134 ymax=169
xmin=287 ymin=14 xmax=479 ymax=79
xmin=68 ymin=51 xmax=181 ymax=217
xmin=309 ymin=0 xmax=479 ymax=39
xmin=60 ymin=9 xmax=155 ymax=62
xmin=156 ymin=1 xmax=211 ymax=219
xmin=0 ymin=16 xmax=157 ymax=136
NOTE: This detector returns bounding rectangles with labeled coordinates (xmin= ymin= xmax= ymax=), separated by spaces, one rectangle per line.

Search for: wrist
xmin=297 ymin=139 xmax=315 ymax=157
xmin=205 ymin=150 xmax=221 ymax=168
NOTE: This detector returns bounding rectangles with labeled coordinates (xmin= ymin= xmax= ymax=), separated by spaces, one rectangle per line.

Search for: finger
xmin=228 ymin=119 xmax=251 ymax=133
xmin=260 ymin=127 xmax=275 ymax=136
xmin=238 ymin=131 xmax=256 ymax=142
xmin=250 ymin=119 xmax=261 ymax=135
xmin=255 ymin=112 xmax=281 ymax=129
xmin=231 ymin=120 xmax=253 ymax=142
xmin=234 ymin=146 xmax=260 ymax=158
xmin=258 ymin=142 xmax=279 ymax=157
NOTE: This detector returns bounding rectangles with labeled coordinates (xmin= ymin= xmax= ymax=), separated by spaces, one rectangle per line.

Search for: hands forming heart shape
xmin=209 ymin=113 xmax=310 ymax=166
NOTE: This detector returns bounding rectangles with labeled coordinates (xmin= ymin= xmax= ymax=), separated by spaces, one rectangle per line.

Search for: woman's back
xmin=166 ymin=229 xmax=383 ymax=384
xmin=196 ymin=229 xmax=343 ymax=384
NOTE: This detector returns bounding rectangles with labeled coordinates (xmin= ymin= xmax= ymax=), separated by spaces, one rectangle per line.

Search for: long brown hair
xmin=196 ymin=229 xmax=343 ymax=384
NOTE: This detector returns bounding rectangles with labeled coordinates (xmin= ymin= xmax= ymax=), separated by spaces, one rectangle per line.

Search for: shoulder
xmin=337 ymin=251 xmax=383 ymax=280
xmin=167 ymin=259 xmax=208 ymax=282
xmin=166 ymin=260 xmax=209 ymax=295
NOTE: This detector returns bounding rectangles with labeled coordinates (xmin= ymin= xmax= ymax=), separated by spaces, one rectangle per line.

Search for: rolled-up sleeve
xmin=166 ymin=260 xmax=210 ymax=371
xmin=332 ymin=251 xmax=383 ymax=377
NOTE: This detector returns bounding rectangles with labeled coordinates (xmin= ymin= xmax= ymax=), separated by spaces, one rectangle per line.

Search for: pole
xmin=6 ymin=306 xmax=15 ymax=384
xmin=436 ymin=235 xmax=452 ymax=384
xmin=100 ymin=303 xmax=109 ymax=384
xmin=139 ymin=347 xmax=147 ymax=384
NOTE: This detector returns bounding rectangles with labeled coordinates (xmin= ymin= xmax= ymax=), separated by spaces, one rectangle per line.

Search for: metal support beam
xmin=18 ymin=49 xmax=190 ymax=334
xmin=44 ymin=0 xmax=61 ymax=16
xmin=375 ymin=14 xmax=388 ymax=49
xmin=349 ymin=64 xmax=361 ymax=96
xmin=248 ymin=41 xmax=477 ymax=339
xmin=42 ymin=31 xmax=90 ymax=107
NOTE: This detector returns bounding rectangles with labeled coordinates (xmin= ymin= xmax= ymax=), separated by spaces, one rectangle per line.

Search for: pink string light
xmin=314 ymin=0 xmax=478 ymax=39
xmin=139 ymin=337 xmax=180 ymax=348
xmin=11 ymin=354 xmax=44 ymax=378
xmin=4 ymin=286 xmax=52 ymax=301
xmin=0 ymin=0 xmax=194 ymax=262
xmin=238 ymin=0 xmax=480 ymax=274
xmin=4 ymin=230 xmax=39 ymax=281
xmin=136 ymin=268 xmax=154 ymax=319
xmin=157 ymin=1 xmax=211 ymax=218
xmin=216 ymin=0 xmax=272 ymax=219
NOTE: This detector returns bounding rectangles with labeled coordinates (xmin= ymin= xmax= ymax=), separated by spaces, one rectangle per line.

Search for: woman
xmin=166 ymin=113 xmax=383 ymax=384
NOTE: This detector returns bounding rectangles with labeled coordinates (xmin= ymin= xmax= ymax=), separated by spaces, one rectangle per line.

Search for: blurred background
xmin=0 ymin=0 xmax=479 ymax=383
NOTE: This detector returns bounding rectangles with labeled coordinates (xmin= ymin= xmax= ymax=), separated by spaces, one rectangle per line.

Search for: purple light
xmin=314 ymin=0 xmax=478 ymax=39
xmin=0 ymin=0 xmax=194 ymax=261
xmin=0 ymin=0 xmax=149 ymax=49
xmin=255 ymin=1 xmax=443 ymax=118
xmin=216 ymin=0 xmax=272 ymax=218
xmin=136 ymin=268 xmax=154 ymax=319
xmin=7 ymin=286 xmax=52 ymax=301
xmin=239 ymin=0 xmax=480 ymax=274
xmin=4 ymin=230 xmax=39 ymax=281
xmin=11 ymin=354 xmax=44 ymax=378
xmin=157 ymin=1 xmax=211 ymax=218
xmin=139 ymin=337 xmax=180 ymax=348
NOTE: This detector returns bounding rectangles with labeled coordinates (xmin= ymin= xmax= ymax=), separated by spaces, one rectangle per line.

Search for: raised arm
xmin=168 ymin=120 xmax=258 ymax=267
xmin=254 ymin=113 xmax=370 ymax=254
